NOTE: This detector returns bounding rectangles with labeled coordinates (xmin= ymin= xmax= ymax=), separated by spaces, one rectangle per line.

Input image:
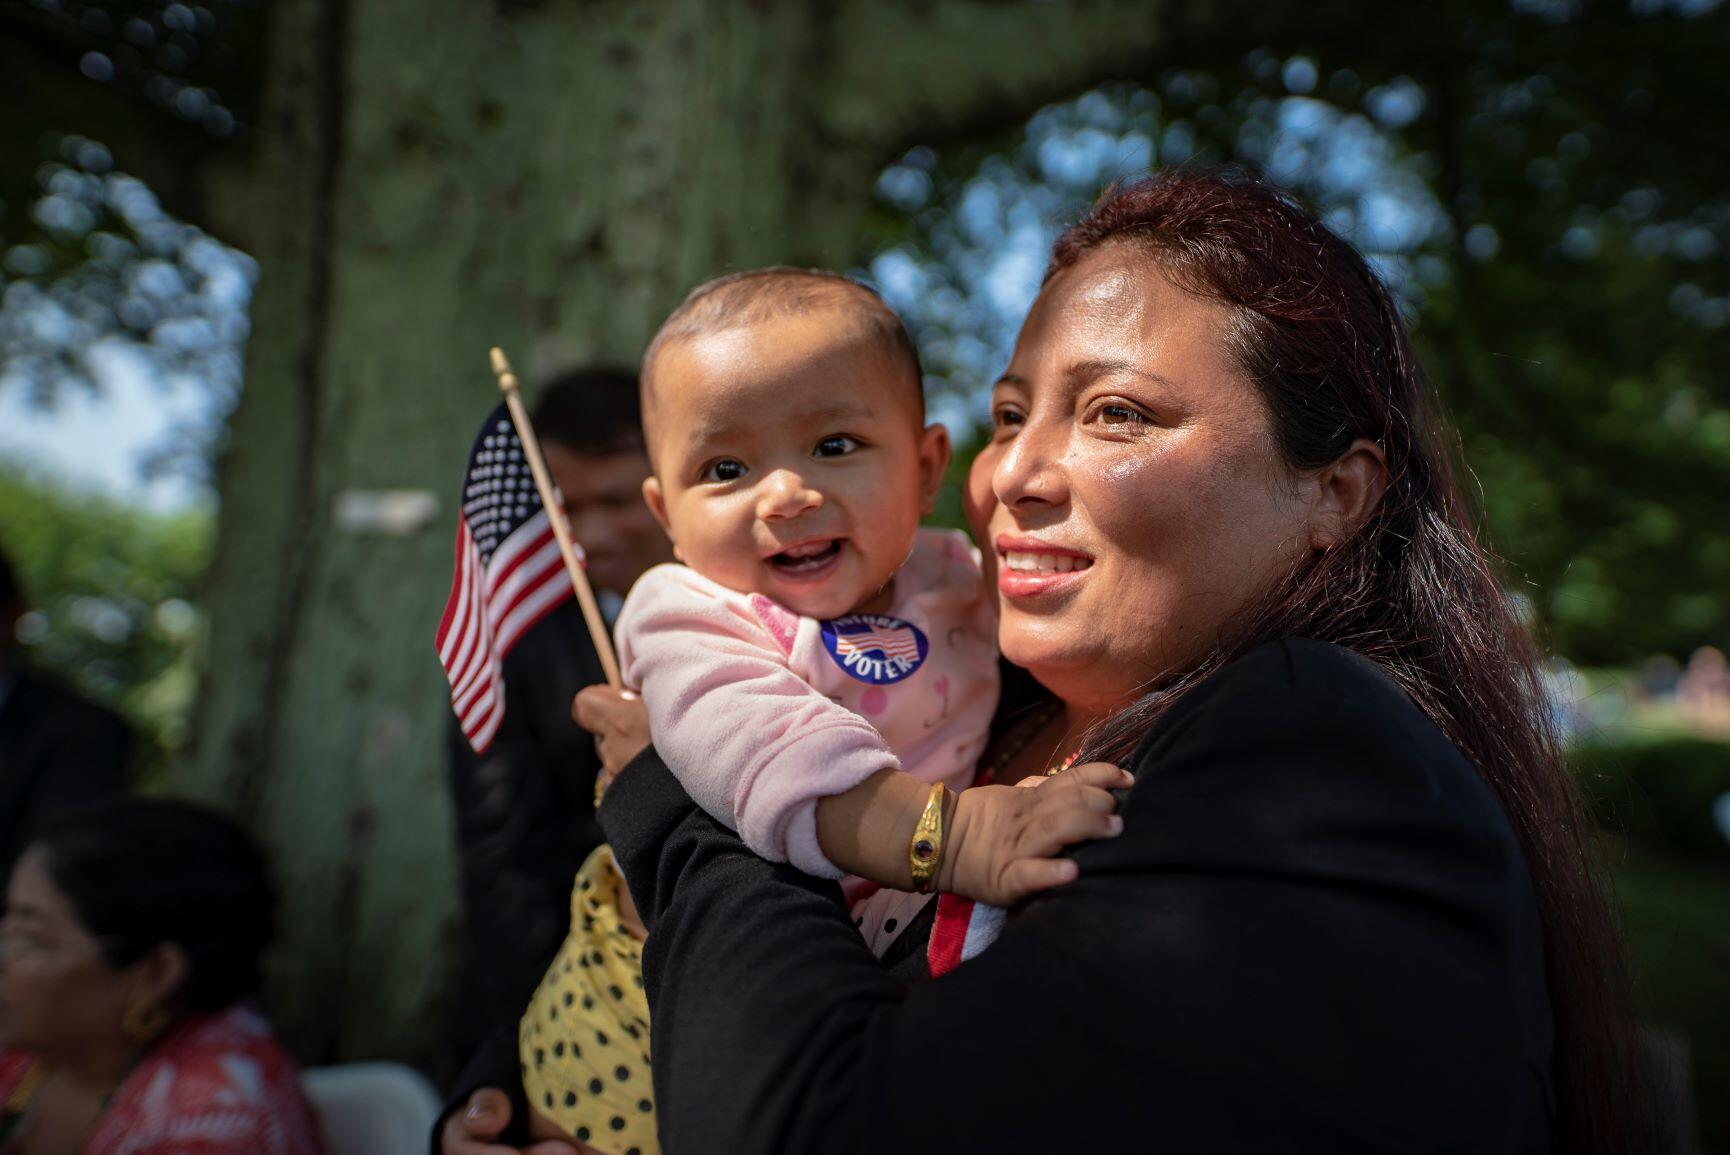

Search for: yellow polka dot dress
xmin=521 ymin=846 xmax=657 ymax=1154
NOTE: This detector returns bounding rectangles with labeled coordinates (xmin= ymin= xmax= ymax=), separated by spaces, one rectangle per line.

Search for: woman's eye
xmin=1096 ymin=403 xmax=1149 ymax=427
xmin=814 ymin=435 xmax=860 ymax=458
xmin=991 ymin=407 xmax=1025 ymax=433
xmin=701 ymin=459 xmax=748 ymax=483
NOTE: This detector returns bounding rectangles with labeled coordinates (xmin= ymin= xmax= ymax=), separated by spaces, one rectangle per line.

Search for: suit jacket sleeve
xmin=598 ymin=638 xmax=1555 ymax=1154
xmin=446 ymin=606 xmax=607 ymax=1044
xmin=429 ymin=1025 xmax=531 ymax=1154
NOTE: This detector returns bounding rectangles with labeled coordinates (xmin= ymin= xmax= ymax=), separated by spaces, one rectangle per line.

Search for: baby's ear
xmin=917 ymin=423 xmax=952 ymax=515
xmin=640 ymin=476 xmax=684 ymax=561
xmin=641 ymin=476 xmax=672 ymax=535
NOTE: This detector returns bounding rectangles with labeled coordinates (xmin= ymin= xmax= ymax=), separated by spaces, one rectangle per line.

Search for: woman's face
xmin=0 ymin=849 xmax=132 ymax=1056
xmin=967 ymin=243 xmax=1318 ymax=717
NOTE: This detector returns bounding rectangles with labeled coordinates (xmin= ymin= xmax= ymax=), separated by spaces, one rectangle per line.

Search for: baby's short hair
xmin=642 ymin=267 xmax=924 ymax=424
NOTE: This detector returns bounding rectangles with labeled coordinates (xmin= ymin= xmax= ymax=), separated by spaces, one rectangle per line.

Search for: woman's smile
xmin=995 ymin=534 xmax=1095 ymax=598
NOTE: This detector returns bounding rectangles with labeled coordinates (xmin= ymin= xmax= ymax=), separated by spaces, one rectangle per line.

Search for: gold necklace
xmin=981 ymin=700 xmax=1077 ymax=783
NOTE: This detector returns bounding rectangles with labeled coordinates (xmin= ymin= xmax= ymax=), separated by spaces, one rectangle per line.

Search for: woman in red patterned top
xmin=0 ymin=799 xmax=324 ymax=1155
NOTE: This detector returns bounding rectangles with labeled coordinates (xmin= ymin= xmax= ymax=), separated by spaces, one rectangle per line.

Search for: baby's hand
xmin=938 ymin=762 xmax=1133 ymax=906
xmin=573 ymin=685 xmax=653 ymax=793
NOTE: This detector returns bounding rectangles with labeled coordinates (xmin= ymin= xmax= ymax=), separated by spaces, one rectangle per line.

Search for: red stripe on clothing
xmin=927 ymin=893 xmax=974 ymax=977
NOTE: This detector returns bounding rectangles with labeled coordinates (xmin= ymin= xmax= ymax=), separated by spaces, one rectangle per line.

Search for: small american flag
xmin=831 ymin=619 xmax=923 ymax=661
xmin=436 ymin=402 xmax=577 ymax=752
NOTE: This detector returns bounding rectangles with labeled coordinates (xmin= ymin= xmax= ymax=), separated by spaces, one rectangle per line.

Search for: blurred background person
xmin=0 ymin=543 xmax=130 ymax=890
xmin=446 ymin=365 xmax=672 ymax=1064
xmin=0 ymin=797 xmax=324 ymax=1154
xmin=1677 ymin=646 xmax=1730 ymax=738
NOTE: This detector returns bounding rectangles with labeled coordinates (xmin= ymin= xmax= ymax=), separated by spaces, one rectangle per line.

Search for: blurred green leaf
xmin=0 ymin=465 xmax=211 ymax=783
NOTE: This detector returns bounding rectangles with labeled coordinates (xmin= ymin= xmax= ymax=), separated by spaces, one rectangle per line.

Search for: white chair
xmin=302 ymin=1062 xmax=443 ymax=1155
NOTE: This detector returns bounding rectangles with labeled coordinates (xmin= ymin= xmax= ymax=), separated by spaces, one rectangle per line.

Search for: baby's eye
xmin=701 ymin=459 xmax=748 ymax=483
xmin=813 ymin=435 xmax=860 ymax=458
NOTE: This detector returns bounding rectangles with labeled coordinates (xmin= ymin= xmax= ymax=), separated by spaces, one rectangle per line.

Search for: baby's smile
xmin=766 ymin=537 xmax=846 ymax=579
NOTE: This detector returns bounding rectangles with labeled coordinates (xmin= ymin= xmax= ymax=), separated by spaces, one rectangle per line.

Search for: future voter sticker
xmin=820 ymin=613 xmax=929 ymax=685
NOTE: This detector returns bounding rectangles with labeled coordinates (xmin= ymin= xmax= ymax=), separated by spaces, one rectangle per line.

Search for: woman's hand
xmin=439 ymin=1088 xmax=613 ymax=1155
xmin=573 ymin=686 xmax=653 ymax=793
xmin=938 ymin=762 xmax=1133 ymax=906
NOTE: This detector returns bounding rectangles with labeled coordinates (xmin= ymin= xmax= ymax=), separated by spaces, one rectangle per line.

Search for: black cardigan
xmin=446 ymin=598 xmax=612 ymax=1058
xmin=597 ymin=638 xmax=1555 ymax=1154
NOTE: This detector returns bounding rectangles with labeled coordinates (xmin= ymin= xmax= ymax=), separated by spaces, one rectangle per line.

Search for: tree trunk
xmin=181 ymin=0 xmax=1165 ymax=1067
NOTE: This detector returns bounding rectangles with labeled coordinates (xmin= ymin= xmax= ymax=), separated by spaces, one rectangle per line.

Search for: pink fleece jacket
xmin=615 ymin=527 xmax=999 ymax=880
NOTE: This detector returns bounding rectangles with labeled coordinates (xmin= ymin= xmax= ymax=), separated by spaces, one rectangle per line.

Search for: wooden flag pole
xmin=489 ymin=346 xmax=622 ymax=688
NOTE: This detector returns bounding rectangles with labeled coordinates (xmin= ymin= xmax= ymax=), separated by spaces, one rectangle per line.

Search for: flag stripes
xmin=435 ymin=403 xmax=577 ymax=753
xmin=832 ymin=626 xmax=922 ymax=660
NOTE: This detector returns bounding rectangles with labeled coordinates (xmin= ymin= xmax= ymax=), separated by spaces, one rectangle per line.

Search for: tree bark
xmin=179 ymin=0 xmax=1170 ymax=1067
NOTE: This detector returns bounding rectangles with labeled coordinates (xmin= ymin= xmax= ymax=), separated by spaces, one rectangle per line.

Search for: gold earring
xmin=122 ymin=1002 xmax=170 ymax=1045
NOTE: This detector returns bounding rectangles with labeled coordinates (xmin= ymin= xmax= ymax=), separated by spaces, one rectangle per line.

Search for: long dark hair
xmin=32 ymin=798 xmax=277 ymax=1014
xmin=1059 ymin=168 xmax=1651 ymax=1152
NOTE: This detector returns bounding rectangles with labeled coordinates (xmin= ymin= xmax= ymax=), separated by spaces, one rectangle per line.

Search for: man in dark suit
xmin=0 ymin=545 xmax=132 ymax=887
xmin=445 ymin=365 xmax=673 ymax=1061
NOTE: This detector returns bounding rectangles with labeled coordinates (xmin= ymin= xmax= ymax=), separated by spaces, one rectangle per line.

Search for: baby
xmin=524 ymin=268 xmax=1121 ymax=1146
xmin=616 ymin=267 xmax=1112 ymax=924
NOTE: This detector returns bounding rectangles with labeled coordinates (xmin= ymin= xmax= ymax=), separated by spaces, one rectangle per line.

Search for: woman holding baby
xmin=444 ymin=169 xmax=1653 ymax=1154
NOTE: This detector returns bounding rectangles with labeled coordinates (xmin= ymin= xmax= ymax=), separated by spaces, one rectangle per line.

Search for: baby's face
xmin=644 ymin=311 xmax=949 ymax=620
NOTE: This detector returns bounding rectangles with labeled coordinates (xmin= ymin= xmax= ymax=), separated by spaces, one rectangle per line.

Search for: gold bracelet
xmin=908 ymin=783 xmax=948 ymax=894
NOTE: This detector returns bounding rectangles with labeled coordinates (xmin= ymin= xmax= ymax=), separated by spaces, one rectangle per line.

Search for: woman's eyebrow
xmin=1067 ymin=359 xmax=1177 ymax=390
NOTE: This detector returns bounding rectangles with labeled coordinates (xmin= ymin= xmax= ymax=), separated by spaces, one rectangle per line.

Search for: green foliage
xmin=1575 ymin=738 xmax=1730 ymax=863
xmin=1576 ymin=736 xmax=1730 ymax=1146
xmin=0 ymin=3 xmax=260 ymax=479
xmin=0 ymin=467 xmax=211 ymax=783
xmin=1608 ymin=850 xmax=1730 ymax=1154
xmin=871 ymin=2 xmax=1730 ymax=665
xmin=1412 ymin=5 xmax=1730 ymax=661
